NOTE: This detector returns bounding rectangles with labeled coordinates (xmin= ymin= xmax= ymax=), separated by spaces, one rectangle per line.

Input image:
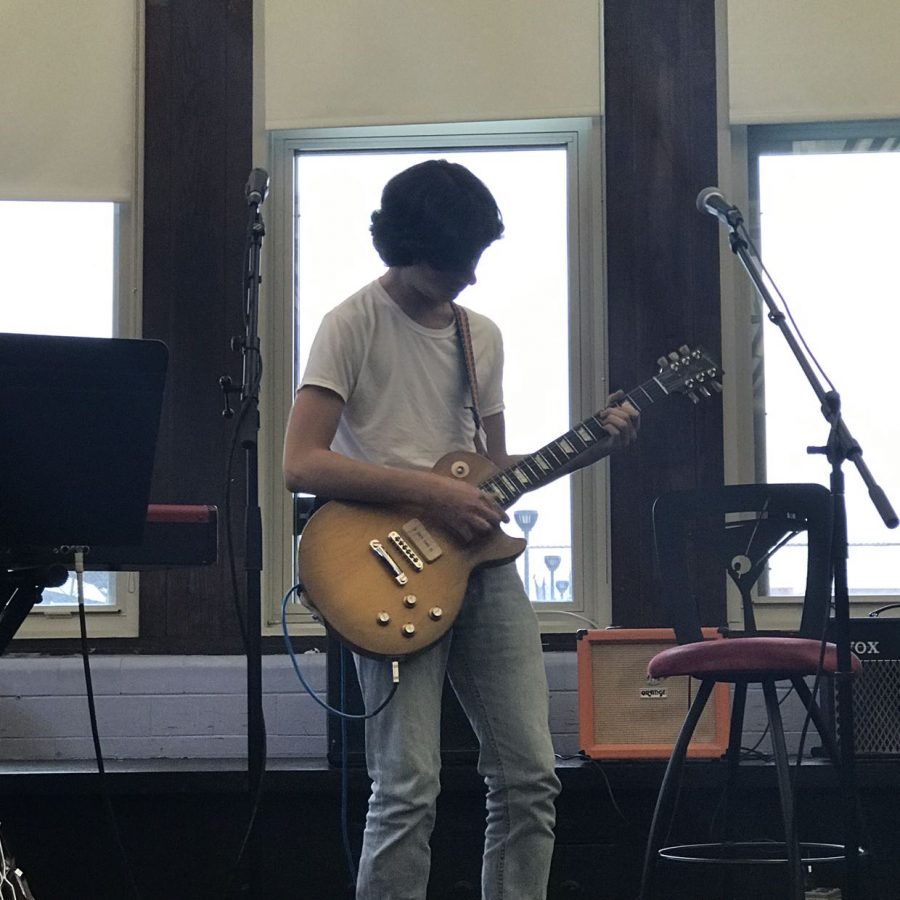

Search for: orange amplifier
xmin=577 ymin=628 xmax=730 ymax=760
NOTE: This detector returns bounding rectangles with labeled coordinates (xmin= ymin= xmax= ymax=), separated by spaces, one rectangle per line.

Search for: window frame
xmin=10 ymin=201 xmax=142 ymax=639
xmin=727 ymin=119 xmax=900 ymax=629
xmin=262 ymin=118 xmax=614 ymax=637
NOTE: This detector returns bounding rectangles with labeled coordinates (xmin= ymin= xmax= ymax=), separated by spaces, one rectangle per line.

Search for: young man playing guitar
xmin=282 ymin=160 xmax=640 ymax=900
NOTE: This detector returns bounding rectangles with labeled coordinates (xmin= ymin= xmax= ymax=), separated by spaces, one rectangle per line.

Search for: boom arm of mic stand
xmin=726 ymin=229 xmax=898 ymax=529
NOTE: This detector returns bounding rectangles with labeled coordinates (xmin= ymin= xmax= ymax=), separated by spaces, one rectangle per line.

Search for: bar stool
xmin=638 ymin=483 xmax=861 ymax=900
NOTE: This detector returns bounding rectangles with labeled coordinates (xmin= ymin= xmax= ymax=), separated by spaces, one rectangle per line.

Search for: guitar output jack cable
xmin=281 ymin=583 xmax=400 ymax=887
xmin=280 ymin=583 xmax=400 ymax=718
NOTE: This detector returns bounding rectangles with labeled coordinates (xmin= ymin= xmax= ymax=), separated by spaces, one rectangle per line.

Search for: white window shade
xmin=0 ymin=0 xmax=139 ymax=202
xmin=728 ymin=0 xmax=900 ymax=125
xmin=263 ymin=0 xmax=602 ymax=130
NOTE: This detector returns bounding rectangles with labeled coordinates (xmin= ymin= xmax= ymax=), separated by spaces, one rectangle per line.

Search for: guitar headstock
xmin=656 ymin=345 xmax=723 ymax=403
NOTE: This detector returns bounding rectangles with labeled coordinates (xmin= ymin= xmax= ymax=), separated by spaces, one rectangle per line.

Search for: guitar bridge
xmin=369 ymin=539 xmax=408 ymax=585
xmin=388 ymin=531 xmax=424 ymax=571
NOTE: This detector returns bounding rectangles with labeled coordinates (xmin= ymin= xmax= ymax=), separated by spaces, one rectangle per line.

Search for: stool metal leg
xmin=792 ymin=675 xmax=842 ymax=767
xmin=638 ymin=678 xmax=715 ymax=900
xmin=720 ymin=682 xmax=748 ymax=900
xmin=762 ymin=679 xmax=805 ymax=900
xmin=721 ymin=682 xmax=748 ymax=838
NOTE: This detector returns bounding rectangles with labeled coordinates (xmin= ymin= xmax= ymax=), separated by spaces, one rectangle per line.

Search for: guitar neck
xmin=478 ymin=375 xmax=666 ymax=510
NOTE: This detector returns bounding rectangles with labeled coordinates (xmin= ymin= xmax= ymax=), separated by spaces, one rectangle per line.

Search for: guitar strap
xmin=451 ymin=303 xmax=489 ymax=456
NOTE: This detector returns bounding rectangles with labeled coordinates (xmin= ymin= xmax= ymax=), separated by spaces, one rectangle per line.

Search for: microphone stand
xmin=720 ymin=208 xmax=898 ymax=900
xmin=240 ymin=181 xmax=266 ymax=799
xmin=220 ymin=169 xmax=268 ymax=896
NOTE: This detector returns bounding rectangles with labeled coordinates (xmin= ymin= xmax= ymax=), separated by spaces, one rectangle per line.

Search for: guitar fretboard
xmin=477 ymin=375 xmax=669 ymax=510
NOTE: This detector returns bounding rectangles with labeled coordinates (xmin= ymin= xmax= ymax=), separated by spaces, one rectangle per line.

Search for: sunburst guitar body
xmin=299 ymin=450 xmax=524 ymax=659
xmin=297 ymin=345 xmax=722 ymax=659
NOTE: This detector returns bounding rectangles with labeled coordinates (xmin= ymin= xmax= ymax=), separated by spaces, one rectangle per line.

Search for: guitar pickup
xmin=369 ymin=539 xmax=408 ymax=585
xmin=402 ymin=518 xmax=443 ymax=562
xmin=388 ymin=531 xmax=424 ymax=571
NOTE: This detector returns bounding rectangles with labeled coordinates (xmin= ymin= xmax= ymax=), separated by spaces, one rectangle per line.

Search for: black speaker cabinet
xmin=326 ymin=633 xmax=478 ymax=767
xmin=825 ymin=616 xmax=900 ymax=756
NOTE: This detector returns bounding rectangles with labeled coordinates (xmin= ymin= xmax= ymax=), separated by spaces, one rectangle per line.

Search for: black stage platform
xmin=1 ymin=757 xmax=899 ymax=899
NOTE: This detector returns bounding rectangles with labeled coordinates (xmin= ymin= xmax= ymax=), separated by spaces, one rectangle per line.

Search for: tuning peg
xmin=678 ymin=344 xmax=691 ymax=356
xmin=668 ymin=351 xmax=681 ymax=364
xmin=687 ymin=392 xmax=700 ymax=404
xmin=658 ymin=356 xmax=669 ymax=369
xmin=698 ymin=385 xmax=711 ymax=398
xmin=711 ymin=380 xmax=723 ymax=393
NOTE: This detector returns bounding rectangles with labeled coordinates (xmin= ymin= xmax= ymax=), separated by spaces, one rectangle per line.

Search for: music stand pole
xmin=720 ymin=211 xmax=898 ymax=900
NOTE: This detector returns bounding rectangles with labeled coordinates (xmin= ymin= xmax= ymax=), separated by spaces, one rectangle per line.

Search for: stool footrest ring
xmin=658 ymin=841 xmax=849 ymax=866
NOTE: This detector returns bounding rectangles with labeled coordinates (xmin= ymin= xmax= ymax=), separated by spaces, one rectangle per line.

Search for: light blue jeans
xmin=354 ymin=563 xmax=561 ymax=900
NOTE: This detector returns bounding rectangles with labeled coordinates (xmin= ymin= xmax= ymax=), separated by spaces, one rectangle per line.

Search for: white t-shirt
xmin=300 ymin=278 xmax=504 ymax=470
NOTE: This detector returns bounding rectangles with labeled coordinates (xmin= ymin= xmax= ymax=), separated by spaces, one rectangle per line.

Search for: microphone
xmin=696 ymin=186 xmax=743 ymax=228
xmin=245 ymin=168 xmax=270 ymax=206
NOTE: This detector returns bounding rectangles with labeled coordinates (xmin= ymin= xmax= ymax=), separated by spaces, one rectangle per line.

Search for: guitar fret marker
xmin=499 ymin=475 xmax=518 ymax=496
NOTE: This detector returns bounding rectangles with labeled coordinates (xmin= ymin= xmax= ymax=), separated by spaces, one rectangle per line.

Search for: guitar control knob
xmin=376 ymin=611 xmax=391 ymax=626
xmin=403 ymin=594 xmax=418 ymax=608
xmin=429 ymin=607 xmax=443 ymax=621
xmin=402 ymin=623 xmax=416 ymax=638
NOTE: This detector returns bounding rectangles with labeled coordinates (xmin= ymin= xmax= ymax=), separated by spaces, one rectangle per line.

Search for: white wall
xmin=0 ymin=654 xmax=806 ymax=762
xmin=262 ymin=0 xmax=603 ymax=130
xmin=728 ymin=0 xmax=900 ymax=124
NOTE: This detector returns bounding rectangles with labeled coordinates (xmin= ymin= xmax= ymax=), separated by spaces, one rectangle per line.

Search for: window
xmin=746 ymin=122 xmax=900 ymax=606
xmin=264 ymin=120 xmax=610 ymax=634
xmin=0 ymin=200 xmax=139 ymax=638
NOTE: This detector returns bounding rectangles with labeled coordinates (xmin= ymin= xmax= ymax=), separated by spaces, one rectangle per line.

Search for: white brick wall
xmin=0 ymin=654 xmax=327 ymax=760
xmin=0 ymin=652 xmax=811 ymax=761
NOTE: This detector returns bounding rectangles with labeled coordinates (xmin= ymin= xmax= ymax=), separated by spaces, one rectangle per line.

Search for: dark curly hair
xmin=370 ymin=160 xmax=504 ymax=272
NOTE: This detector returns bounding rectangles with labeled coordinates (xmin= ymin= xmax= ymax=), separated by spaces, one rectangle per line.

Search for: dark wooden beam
xmin=604 ymin=0 xmax=725 ymax=626
xmin=139 ymin=0 xmax=254 ymax=652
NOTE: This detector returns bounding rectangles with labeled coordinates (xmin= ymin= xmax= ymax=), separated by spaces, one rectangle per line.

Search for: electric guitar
xmin=298 ymin=345 xmax=722 ymax=659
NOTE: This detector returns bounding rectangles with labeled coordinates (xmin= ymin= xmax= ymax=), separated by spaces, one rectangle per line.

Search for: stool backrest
xmin=652 ymin=483 xmax=833 ymax=644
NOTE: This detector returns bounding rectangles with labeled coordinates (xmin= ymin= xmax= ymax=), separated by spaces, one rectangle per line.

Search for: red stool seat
xmin=648 ymin=636 xmax=861 ymax=682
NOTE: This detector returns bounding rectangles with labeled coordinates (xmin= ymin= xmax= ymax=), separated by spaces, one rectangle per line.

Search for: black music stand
xmin=0 ymin=332 xmax=168 ymax=651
